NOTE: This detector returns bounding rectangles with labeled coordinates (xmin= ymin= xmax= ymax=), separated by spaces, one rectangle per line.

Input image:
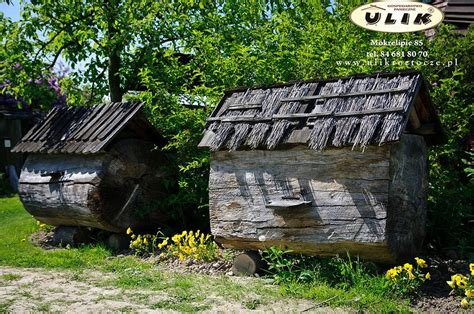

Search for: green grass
xmin=0 ymin=299 xmax=14 ymax=313
xmin=0 ymin=196 xmax=413 ymax=312
xmin=0 ymin=273 xmax=22 ymax=281
xmin=0 ymin=196 xmax=144 ymax=271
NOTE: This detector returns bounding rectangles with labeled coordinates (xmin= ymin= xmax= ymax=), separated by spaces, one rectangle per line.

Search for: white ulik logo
xmin=350 ymin=0 xmax=444 ymax=33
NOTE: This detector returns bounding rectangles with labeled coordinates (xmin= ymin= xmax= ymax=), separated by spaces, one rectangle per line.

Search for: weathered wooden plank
xmin=208 ymin=145 xmax=391 ymax=260
xmin=79 ymin=102 xmax=118 ymax=141
xmin=207 ymin=107 xmax=405 ymax=124
xmin=387 ymin=134 xmax=427 ymax=261
xmin=211 ymin=217 xmax=386 ymax=244
xmin=210 ymin=188 xmax=388 ymax=207
xmin=216 ymin=237 xmax=393 ymax=263
xmin=18 ymin=154 xmax=106 ymax=184
xmin=87 ymin=102 xmax=125 ymax=141
xmin=280 ymin=86 xmax=410 ymax=102
xmin=74 ymin=104 xmax=108 ymax=140
xmin=18 ymin=139 xmax=171 ymax=232
xmin=210 ymin=178 xmax=389 ymax=193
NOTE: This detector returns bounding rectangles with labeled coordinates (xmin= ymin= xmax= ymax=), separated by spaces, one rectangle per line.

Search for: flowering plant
xmin=157 ymin=230 xmax=219 ymax=262
xmin=385 ymin=257 xmax=430 ymax=296
xmin=126 ymin=228 xmax=219 ymax=262
xmin=447 ymin=263 xmax=474 ymax=308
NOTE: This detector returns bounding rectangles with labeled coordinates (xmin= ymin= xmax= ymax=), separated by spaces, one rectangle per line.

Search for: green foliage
xmin=262 ymin=247 xmax=431 ymax=299
xmin=262 ymin=247 xmax=411 ymax=311
xmin=1 ymin=1 xmax=472 ymax=252
xmin=262 ymin=248 xmax=376 ymax=288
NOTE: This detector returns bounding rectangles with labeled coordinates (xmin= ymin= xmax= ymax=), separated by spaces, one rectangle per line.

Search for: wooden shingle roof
xmin=199 ymin=70 xmax=444 ymax=151
xmin=12 ymin=102 xmax=161 ymax=154
xmin=433 ymin=0 xmax=474 ymax=32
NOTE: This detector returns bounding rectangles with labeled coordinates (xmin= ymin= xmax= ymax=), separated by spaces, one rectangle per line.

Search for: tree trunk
xmin=108 ymin=50 xmax=122 ymax=102
xmin=106 ymin=1 xmax=123 ymax=103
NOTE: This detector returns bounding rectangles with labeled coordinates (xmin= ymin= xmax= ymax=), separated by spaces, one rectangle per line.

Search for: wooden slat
xmin=74 ymin=104 xmax=108 ymax=140
xmin=207 ymin=116 xmax=271 ymax=123
xmin=88 ymin=103 xmax=144 ymax=153
xmin=84 ymin=103 xmax=123 ymax=141
xmin=228 ymin=104 xmax=262 ymax=110
xmin=79 ymin=103 xmax=117 ymax=140
xmin=444 ymin=18 xmax=474 ymax=23
xmin=28 ymin=107 xmax=65 ymax=142
xmin=66 ymin=107 xmax=101 ymax=140
xmin=207 ymin=107 xmax=405 ymax=123
xmin=445 ymin=6 xmax=474 ymax=13
xmin=280 ymin=87 xmax=410 ymax=102
xmin=11 ymin=102 xmax=149 ymax=154
xmin=448 ymin=0 xmax=474 ymax=4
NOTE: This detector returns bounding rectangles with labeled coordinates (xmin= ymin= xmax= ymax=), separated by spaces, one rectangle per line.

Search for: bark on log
xmin=18 ymin=139 xmax=171 ymax=232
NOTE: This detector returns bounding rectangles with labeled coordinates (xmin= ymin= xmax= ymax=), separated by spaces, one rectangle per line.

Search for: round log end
xmin=232 ymin=251 xmax=263 ymax=276
xmin=106 ymin=233 xmax=131 ymax=251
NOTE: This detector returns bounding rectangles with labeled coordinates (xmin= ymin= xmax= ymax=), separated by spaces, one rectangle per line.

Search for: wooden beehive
xmin=12 ymin=102 xmax=171 ymax=232
xmin=199 ymin=70 xmax=444 ymax=263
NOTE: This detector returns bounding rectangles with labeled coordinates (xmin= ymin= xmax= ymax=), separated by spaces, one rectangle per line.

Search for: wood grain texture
xmin=18 ymin=139 xmax=171 ymax=232
xmin=209 ymin=145 xmax=394 ymax=262
xmin=387 ymin=134 xmax=427 ymax=262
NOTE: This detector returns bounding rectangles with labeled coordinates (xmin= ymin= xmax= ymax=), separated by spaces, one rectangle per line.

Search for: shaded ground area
xmin=411 ymin=257 xmax=471 ymax=313
xmin=0 ymin=266 xmax=346 ymax=313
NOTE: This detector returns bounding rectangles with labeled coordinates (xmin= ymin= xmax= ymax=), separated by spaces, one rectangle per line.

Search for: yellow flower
xmin=172 ymin=234 xmax=181 ymax=244
xmin=407 ymin=270 xmax=415 ymax=280
xmin=447 ymin=281 xmax=456 ymax=289
xmin=458 ymin=280 xmax=468 ymax=289
xmin=461 ymin=298 xmax=469 ymax=308
xmin=403 ymin=263 xmax=413 ymax=273
xmin=143 ymin=238 xmax=148 ymax=245
xmin=415 ymin=257 xmax=427 ymax=268
xmin=452 ymin=274 xmax=468 ymax=289
xmin=394 ymin=266 xmax=403 ymax=273
xmin=126 ymin=227 xmax=133 ymax=235
xmin=470 ymin=263 xmax=474 ymax=276
xmin=466 ymin=289 xmax=474 ymax=298
xmin=158 ymin=238 xmax=168 ymax=249
xmin=131 ymin=234 xmax=136 ymax=239
xmin=425 ymin=272 xmax=431 ymax=280
xmin=386 ymin=268 xmax=398 ymax=280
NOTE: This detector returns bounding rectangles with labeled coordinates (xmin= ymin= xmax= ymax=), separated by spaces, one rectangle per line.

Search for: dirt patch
xmin=0 ymin=266 xmax=346 ymax=313
xmin=411 ymin=257 xmax=471 ymax=312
